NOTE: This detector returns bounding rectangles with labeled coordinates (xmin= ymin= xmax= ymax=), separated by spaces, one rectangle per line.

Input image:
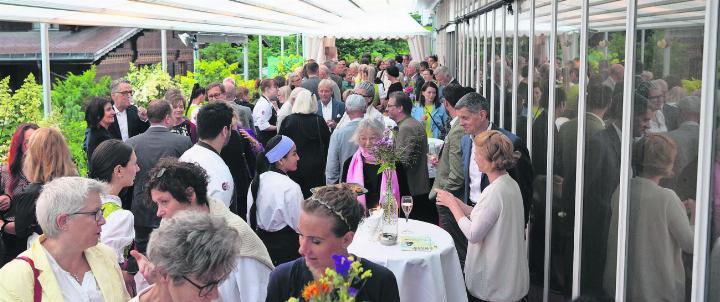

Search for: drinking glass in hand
xmin=401 ymin=196 xmax=413 ymax=223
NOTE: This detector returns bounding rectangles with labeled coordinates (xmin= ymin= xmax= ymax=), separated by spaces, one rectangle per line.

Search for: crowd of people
xmin=0 ymin=49 xmax=712 ymax=302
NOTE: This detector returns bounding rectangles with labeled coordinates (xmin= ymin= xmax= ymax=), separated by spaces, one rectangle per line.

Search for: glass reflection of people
xmin=603 ymin=133 xmax=694 ymax=301
xmin=581 ymin=92 xmax=652 ymax=295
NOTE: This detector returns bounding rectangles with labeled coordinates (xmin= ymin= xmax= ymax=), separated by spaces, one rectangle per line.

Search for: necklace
xmin=69 ymin=272 xmax=82 ymax=284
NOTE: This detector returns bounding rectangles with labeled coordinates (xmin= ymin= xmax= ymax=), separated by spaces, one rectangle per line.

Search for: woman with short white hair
xmin=0 ymin=177 xmax=131 ymax=301
xmin=131 ymin=211 xmax=241 ymax=301
xmin=280 ymin=90 xmax=331 ymax=197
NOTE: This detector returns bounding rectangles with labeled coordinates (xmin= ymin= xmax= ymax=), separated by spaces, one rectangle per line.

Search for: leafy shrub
xmin=174 ymin=59 xmax=251 ymax=99
xmin=681 ymin=78 xmax=702 ymax=94
xmin=125 ymin=63 xmax=176 ymax=108
xmin=0 ymin=74 xmax=43 ymax=162
xmin=266 ymin=54 xmax=304 ymax=78
xmin=51 ymin=66 xmax=111 ymax=121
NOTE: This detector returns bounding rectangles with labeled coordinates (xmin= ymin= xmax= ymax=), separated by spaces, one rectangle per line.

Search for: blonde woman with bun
xmin=435 ymin=130 xmax=529 ymax=302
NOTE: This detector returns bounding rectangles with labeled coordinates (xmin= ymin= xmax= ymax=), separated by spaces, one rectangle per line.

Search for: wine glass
xmin=401 ymin=196 xmax=413 ymax=223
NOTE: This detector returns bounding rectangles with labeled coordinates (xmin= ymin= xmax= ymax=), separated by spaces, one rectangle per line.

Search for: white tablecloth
xmin=348 ymin=219 xmax=468 ymax=302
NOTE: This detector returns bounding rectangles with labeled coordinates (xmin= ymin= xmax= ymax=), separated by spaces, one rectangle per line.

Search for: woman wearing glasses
xmin=0 ymin=177 xmax=131 ymax=301
xmin=131 ymin=211 xmax=239 ymax=302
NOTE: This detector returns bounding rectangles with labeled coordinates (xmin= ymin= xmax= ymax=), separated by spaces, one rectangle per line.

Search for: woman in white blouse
xmin=0 ymin=177 xmax=130 ymax=301
xmin=436 ymin=130 xmax=529 ymax=302
xmin=88 ymin=139 xmax=139 ymax=295
xmin=247 ymin=135 xmax=304 ymax=266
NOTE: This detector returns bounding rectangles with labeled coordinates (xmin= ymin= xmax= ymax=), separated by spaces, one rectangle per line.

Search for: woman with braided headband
xmin=266 ymin=185 xmax=400 ymax=302
xmin=247 ymin=135 xmax=304 ymax=266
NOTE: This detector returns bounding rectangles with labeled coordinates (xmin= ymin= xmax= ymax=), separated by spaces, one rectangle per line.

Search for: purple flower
xmin=348 ymin=287 xmax=358 ymax=297
xmin=332 ymin=254 xmax=351 ymax=277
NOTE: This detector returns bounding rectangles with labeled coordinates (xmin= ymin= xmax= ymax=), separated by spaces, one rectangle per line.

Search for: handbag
xmin=15 ymin=256 xmax=42 ymax=302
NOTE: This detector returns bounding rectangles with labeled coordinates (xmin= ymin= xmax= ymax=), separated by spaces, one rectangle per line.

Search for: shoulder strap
xmin=15 ymin=256 xmax=42 ymax=302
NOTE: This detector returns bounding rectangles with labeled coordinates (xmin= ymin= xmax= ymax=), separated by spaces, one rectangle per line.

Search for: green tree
xmin=0 ymin=74 xmax=43 ymax=161
xmin=125 ymin=63 xmax=177 ymax=107
xmin=200 ymin=35 xmax=301 ymax=79
xmin=335 ymin=39 xmax=410 ymax=63
xmin=51 ymin=66 xmax=111 ymax=121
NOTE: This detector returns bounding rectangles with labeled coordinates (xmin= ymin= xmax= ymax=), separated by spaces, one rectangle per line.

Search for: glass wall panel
xmin=709 ymin=4 xmax=720 ymax=299
xmin=515 ymin=0 xmax=531 ymax=143
xmin=526 ymin=0 xmax=555 ymax=300
xmin=606 ymin=0 xmax=705 ymax=301
xmin=570 ymin=1 xmax=627 ymax=299
xmin=545 ymin=0 xmax=582 ymax=299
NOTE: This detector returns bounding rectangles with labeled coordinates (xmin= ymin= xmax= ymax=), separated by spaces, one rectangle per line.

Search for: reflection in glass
xmin=605 ymin=133 xmax=694 ymax=301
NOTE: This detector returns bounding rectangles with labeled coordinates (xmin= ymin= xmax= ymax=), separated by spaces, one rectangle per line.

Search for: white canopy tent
xmin=0 ymin=0 xmax=430 ymax=115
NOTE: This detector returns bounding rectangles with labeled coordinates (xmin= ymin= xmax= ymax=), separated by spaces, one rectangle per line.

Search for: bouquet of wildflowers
xmin=287 ymin=255 xmax=372 ymax=302
xmin=371 ymin=128 xmax=408 ymax=174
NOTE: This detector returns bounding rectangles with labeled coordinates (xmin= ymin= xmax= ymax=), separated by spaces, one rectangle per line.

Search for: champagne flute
xmin=401 ymin=196 xmax=413 ymax=223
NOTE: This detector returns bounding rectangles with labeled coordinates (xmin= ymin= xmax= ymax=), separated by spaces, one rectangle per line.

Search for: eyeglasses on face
xmin=182 ymin=276 xmax=220 ymax=297
xmin=115 ymin=90 xmax=133 ymax=96
xmin=69 ymin=208 xmax=104 ymax=222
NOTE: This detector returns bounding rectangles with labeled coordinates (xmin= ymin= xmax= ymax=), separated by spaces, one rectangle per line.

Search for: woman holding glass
xmin=435 ymin=130 xmax=529 ymax=302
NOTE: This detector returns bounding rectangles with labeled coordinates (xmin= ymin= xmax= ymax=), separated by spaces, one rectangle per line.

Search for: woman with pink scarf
xmin=341 ymin=119 xmax=408 ymax=212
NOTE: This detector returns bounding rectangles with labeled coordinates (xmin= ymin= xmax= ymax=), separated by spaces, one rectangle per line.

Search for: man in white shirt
xmin=315 ymin=79 xmax=345 ymax=130
xmin=108 ymin=79 xmax=149 ymax=141
xmin=180 ymin=102 xmax=235 ymax=207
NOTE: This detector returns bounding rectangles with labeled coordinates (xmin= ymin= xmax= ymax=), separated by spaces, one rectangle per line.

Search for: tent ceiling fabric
xmin=0 ymin=0 xmax=428 ymax=38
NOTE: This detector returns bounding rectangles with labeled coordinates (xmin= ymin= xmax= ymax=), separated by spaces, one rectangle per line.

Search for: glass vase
xmin=379 ymin=169 xmax=398 ymax=245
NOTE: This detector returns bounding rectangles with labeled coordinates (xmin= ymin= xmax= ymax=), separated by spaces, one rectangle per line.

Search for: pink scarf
xmin=346 ymin=149 xmax=401 ymax=209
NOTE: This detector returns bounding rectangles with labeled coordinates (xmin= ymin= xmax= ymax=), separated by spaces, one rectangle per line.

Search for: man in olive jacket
xmin=429 ymin=84 xmax=469 ymax=267
xmin=386 ymin=92 xmax=436 ymax=224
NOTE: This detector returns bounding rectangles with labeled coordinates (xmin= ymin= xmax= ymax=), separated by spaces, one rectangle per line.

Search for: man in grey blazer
xmin=126 ymin=100 xmax=193 ymax=255
xmin=325 ymin=95 xmax=365 ymax=184
xmin=664 ymin=95 xmax=700 ymax=191
xmin=387 ymin=92 xmax=435 ymax=224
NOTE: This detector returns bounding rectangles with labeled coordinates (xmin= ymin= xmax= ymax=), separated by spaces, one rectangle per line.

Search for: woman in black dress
xmin=342 ymin=118 xmax=409 ymax=212
xmin=266 ymin=185 xmax=400 ymax=302
xmin=279 ymin=90 xmax=331 ymax=198
xmin=85 ymin=96 xmax=115 ymax=160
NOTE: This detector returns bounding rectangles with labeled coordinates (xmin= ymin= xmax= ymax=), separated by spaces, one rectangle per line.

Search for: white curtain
xmin=302 ymin=35 xmax=326 ymax=63
xmin=407 ymin=34 xmax=430 ymax=61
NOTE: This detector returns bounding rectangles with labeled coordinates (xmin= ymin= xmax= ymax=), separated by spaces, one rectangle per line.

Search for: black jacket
xmin=108 ymin=105 xmax=150 ymax=140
